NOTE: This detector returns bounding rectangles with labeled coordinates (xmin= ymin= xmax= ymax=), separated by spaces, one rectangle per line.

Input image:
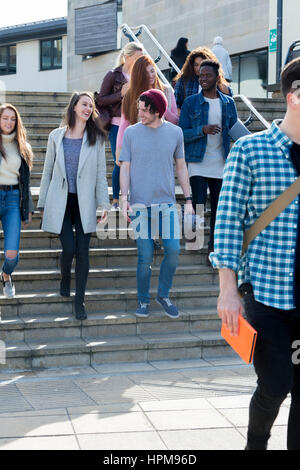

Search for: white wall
xmin=1 ymin=36 xmax=67 ymax=92
xmin=268 ymin=0 xmax=300 ymax=85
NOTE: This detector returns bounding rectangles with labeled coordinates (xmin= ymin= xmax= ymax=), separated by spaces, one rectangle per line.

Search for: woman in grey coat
xmin=38 ymin=92 xmax=109 ymax=320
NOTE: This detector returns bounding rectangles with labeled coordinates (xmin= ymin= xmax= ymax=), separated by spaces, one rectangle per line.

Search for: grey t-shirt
xmin=119 ymin=121 xmax=184 ymax=207
xmin=63 ymin=137 xmax=83 ymax=193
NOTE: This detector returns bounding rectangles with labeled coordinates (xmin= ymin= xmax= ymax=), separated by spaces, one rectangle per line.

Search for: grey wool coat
xmin=38 ymin=126 xmax=109 ymax=234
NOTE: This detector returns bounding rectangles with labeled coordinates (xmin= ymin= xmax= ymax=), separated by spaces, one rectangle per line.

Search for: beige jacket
xmin=38 ymin=126 xmax=109 ymax=234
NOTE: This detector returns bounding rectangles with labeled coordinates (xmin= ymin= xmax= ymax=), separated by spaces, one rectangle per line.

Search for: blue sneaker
xmin=136 ymin=303 xmax=150 ymax=318
xmin=156 ymin=296 xmax=180 ymax=319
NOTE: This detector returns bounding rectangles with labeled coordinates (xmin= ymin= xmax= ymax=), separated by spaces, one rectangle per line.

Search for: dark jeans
xmin=243 ymin=291 xmax=300 ymax=450
xmin=189 ymin=175 xmax=222 ymax=251
xmin=59 ymin=193 xmax=91 ymax=303
xmin=109 ymin=124 xmax=120 ymax=201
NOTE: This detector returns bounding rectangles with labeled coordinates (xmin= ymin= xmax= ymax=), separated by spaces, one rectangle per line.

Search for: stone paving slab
xmin=0 ymin=358 xmax=290 ymax=450
xmin=0 ymin=414 xmax=74 ymax=438
xmin=77 ymin=431 xmax=167 ymax=451
xmin=17 ymin=380 xmax=97 ymax=410
xmin=0 ymin=384 xmax=33 ymax=414
xmin=0 ymin=436 xmax=79 ymax=450
xmin=70 ymin=411 xmax=154 ymax=435
xmin=159 ymin=428 xmax=246 ymax=450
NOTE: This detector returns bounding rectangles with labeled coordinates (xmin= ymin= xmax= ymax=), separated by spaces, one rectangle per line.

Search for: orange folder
xmin=221 ymin=314 xmax=257 ymax=364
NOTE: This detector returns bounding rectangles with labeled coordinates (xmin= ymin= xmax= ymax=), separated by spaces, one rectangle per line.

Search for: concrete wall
xmin=1 ymin=36 xmax=67 ymax=92
xmin=67 ymin=0 xmax=269 ymax=93
xmin=123 ymin=0 xmax=269 ymax=57
xmin=67 ymin=0 xmax=121 ymax=94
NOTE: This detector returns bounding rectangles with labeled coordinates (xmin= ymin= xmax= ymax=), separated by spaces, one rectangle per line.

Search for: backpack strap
xmin=242 ymin=175 xmax=300 ymax=255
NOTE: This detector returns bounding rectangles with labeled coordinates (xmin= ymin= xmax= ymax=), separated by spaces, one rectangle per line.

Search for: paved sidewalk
xmin=0 ymin=356 xmax=289 ymax=450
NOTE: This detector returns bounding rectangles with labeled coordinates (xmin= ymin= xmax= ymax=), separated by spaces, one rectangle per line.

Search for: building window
xmin=0 ymin=45 xmax=16 ymax=75
xmin=40 ymin=38 xmax=62 ymax=71
xmin=231 ymin=48 xmax=268 ymax=98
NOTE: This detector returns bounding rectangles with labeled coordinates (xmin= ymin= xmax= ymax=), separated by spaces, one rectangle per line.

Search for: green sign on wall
xmin=269 ymin=28 xmax=277 ymax=52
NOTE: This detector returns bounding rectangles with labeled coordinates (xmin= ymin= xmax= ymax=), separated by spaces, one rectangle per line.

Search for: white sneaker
xmin=2 ymin=275 xmax=15 ymax=299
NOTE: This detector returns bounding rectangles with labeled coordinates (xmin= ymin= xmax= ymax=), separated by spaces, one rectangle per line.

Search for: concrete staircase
xmin=0 ymin=92 xmax=287 ymax=371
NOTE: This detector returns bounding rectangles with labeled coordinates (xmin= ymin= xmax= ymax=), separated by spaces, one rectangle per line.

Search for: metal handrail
xmin=120 ymin=23 xmax=180 ymax=86
xmin=234 ymin=94 xmax=270 ymax=129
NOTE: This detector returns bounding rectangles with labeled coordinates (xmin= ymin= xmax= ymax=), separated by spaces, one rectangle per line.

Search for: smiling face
xmin=0 ymin=107 xmax=17 ymax=135
xmin=146 ymin=64 xmax=157 ymax=87
xmin=199 ymin=65 xmax=218 ymax=91
xmin=73 ymin=95 xmax=94 ymax=123
xmin=138 ymin=100 xmax=158 ymax=126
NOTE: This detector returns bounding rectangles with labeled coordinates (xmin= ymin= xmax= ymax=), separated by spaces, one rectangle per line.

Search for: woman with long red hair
xmin=116 ymin=55 xmax=178 ymax=161
xmin=0 ymin=103 xmax=34 ymax=298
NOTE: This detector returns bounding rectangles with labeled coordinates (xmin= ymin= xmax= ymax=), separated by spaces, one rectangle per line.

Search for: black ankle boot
xmin=60 ymin=277 xmax=71 ymax=297
xmin=75 ymin=299 xmax=87 ymax=320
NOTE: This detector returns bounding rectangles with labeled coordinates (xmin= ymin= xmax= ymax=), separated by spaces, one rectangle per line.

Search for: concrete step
xmin=30 ymin=173 xmax=115 ymax=187
xmin=5 ymin=91 xmax=71 ymax=104
xmin=0 ymin=285 xmax=219 ymax=319
xmin=22 ymin=112 xmax=65 ymax=125
xmin=9 ymin=102 xmax=68 ymax=114
xmin=0 ymin=328 xmax=230 ymax=371
xmin=234 ymin=97 xmax=286 ymax=111
xmin=29 ymin=189 xmax=193 ymax=212
xmin=4 ymin=245 xmax=211 ymax=270
xmin=0 ymin=306 xmax=221 ymax=343
xmin=26 ymin=124 xmax=62 ymax=135
xmin=2 ymin=221 xmax=208 ymax=249
xmin=2 ymin=264 xmax=218 ymax=293
xmin=31 ymin=152 xmax=114 ymax=170
xmin=0 ymin=305 xmax=225 ymax=371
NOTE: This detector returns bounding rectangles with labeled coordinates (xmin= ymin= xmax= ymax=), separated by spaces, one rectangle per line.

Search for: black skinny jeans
xmin=189 ymin=175 xmax=222 ymax=252
xmin=59 ymin=193 xmax=91 ymax=303
xmin=243 ymin=291 xmax=300 ymax=450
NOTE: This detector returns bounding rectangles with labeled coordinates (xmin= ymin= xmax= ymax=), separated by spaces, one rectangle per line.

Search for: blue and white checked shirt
xmin=210 ymin=120 xmax=299 ymax=310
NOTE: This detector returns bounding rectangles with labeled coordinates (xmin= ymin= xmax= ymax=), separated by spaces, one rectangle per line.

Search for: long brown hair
xmin=0 ymin=103 xmax=33 ymax=169
xmin=122 ymin=55 xmax=165 ymax=124
xmin=174 ymin=47 xmax=230 ymax=92
xmin=62 ymin=91 xmax=104 ymax=145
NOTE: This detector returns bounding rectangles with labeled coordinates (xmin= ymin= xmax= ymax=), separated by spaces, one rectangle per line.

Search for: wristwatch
xmin=185 ymin=196 xmax=193 ymax=202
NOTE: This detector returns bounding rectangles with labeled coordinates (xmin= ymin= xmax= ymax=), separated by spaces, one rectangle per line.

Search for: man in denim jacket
xmin=179 ymin=60 xmax=237 ymax=263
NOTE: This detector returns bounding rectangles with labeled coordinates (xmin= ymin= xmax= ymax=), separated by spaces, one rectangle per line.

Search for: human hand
xmin=22 ymin=212 xmax=32 ymax=229
xmin=184 ymin=201 xmax=195 ymax=215
xmin=217 ymin=288 xmax=244 ymax=336
xmin=121 ymin=82 xmax=130 ymax=97
xmin=121 ymin=196 xmax=132 ymax=222
xmin=97 ymin=210 xmax=108 ymax=225
xmin=203 ymin=124 xmax=222 ymax=135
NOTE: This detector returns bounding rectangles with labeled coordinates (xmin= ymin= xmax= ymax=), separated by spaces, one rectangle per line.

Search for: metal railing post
xmin=120 ymin=23 xmax=180 ymax=87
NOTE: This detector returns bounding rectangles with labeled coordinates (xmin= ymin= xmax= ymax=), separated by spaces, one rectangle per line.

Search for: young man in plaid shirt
xmin=210 ymin=58 xmax=300 ymax=450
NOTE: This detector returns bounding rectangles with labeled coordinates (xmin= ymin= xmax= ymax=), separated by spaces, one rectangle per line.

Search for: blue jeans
xmin=109 ymin=124 xmax=120 ymax=201
xmin=0 ymin=189 xmax=21 ymax=275
xmin=131 ymin=205 xmax=180 ymax=304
